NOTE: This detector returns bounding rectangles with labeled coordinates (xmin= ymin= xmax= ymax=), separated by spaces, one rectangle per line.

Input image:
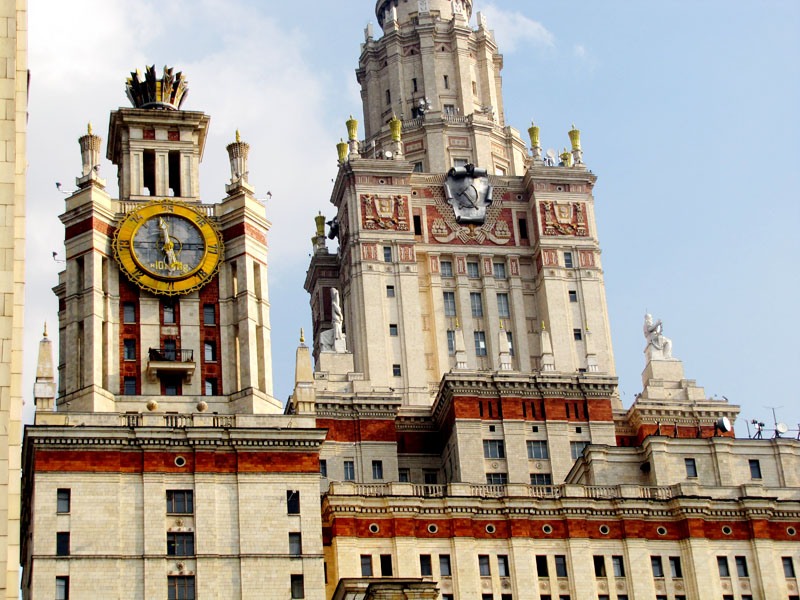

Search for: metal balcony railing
xmin=148 ymin=348 xmax=194 ymax=362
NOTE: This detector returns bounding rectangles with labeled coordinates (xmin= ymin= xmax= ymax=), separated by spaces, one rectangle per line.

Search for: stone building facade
xmin=21 ymin=1 xmax=799 ymax=600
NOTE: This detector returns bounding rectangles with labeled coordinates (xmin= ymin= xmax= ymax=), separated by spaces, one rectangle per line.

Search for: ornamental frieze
xmin=360 ymin=194 xmax=409 ymax=231
xmin=540 ymin=201 xmax=589 ymax=237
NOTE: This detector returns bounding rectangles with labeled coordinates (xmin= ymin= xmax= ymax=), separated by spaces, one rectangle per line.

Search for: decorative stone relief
xmin=579 ymin=250 xmax=595 ymax=268
xmin=540 ymin=201 xmax=589 ymax=237
xmin=361 ymin=194 xmax=409 ymax=231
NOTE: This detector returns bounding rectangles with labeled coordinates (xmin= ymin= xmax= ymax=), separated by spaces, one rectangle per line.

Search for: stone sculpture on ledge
xmin=643 ymin=313 xmax=673 ymax=360
xmin=320 ymin=288 xmax=347 ymax=353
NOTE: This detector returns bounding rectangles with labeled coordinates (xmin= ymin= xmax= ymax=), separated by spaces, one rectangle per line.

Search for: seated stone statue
xmin=320 ymin=288 xmax=347 ymax=353
xmin=643 ymin=313 xmax=673 ymax=360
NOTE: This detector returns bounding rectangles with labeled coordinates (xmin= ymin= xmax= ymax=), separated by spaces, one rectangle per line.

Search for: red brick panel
xmin=316 ymin=418 xmax=396 ymax=443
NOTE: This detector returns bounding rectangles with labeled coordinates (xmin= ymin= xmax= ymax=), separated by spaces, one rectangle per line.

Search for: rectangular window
xmin=530 ymin=473 xmax=553 ymax=485
xmin=486 ymin=472 xmax=508 ymax=485
xmin=506 ymin=331 xmax=514 ymax=356
xmin=287 ymin=490 xmax=300 ymax=514
xmin=749 ymin=459 xmax=762 ymax=479
xmin=361 ymin=555 xmax=374 ymax=577
xmin=527 ymin=440 xmax=549 ymax=459
xmin=424 ymin=471 xmax=438 ymax=484
xmin=56 ymin=532 xmax=70 ymax=556
xmin=320 ymin=459 xmax=327 ymax=478
xmin=479 ymin=554 xmax=491 ymax=576
xmin=167 ymin=532 xmax=195 ymax=556
xmin=392 ymin=364 xmax=402 ymax=376
xmin=717 ymin=556 xmax=730 ymax=577
xmin=564 ymin=251 xmax=574 ymax=269
xmin=735 ymin=556 xmax=749 ymax=578
xmin=470 ymin=292 xmax=484 ymax=317
xmin=204 ymin=378 xmax=218 ymax=396
xmin=573 ymin=328 xmax=583 ymax=341
xmin=420 ymin=554 xmax=432 ymax=576
xmin=474 ymin=331 xmax=487 ymax=356
xmin=496 ymin=293 xmax=510 ymax=318
xmin=203 ymin=304 xmax=216 ymax=325
xmin=372 ymin=460 xmax=384 ymax=480
xmin=413 ymin=214 xmax=422 ymax=235
xmin=389 ymin=324 xmax=398 ymax=336
xmin=289 ymin=532 xmax=302 ymax=555
xmin=568 ymin=290 xmax=578 ymax=303
xmin=163 ymin=300 xmax=176 ymax=324
xmin=290 ymin=574 xmax=304 ymax=599
xmin=783 ymin=556 xmax=796 ymax=578
xmin=493 ymin=262 xmax=506 ymax=279
xmin=412 ymin=78 xmax=418 ymax=92
xmin=498 ymin=555 xmax=510 ymax=577
xmin=535 ymin=555 xmax=549 ymax=577
xmin=669 ymin=556 xmax=682 ymax=578
xmin=380 ymin=554 xmax=393 ymax=577
xmin=440 ymin=260 xmax=453 ymax=277
xmin=123 ymin=376 xmax=137 ymax=395
xmin=167 ymin=576 xmax=196 ymax=600
xmin=399 ymin=468 xmax=409 ymax=482
xmin=443 ymin=104 xmax=456 ymax=115
xmin=570 ymin=441 xmax=589 ymax=460
xmin=684 ymin=458 xmax=697 ymax=478
xmin=467 ymin=261 xmax=480 ymax=278
xmin=57 ymin=488 xmax=71 ymax=513
xmin=124 ymin=338 xmax=136 ymax=360
xmin=204 ymin=341 xmax=217 ymax=362
xmin=447 ymin=330 xmax=456 ymax=355
xmin=518 ymin=218 xmax=529 ymax=240
xmin=443 ymin=75 xmax=450 ymax=89
xmin=651 ymin=556 xmax=664 ymax=578
xmin=612 ymin=555 xmax=625 ymax=577
xmin=386 ymin=285 xmax=396 ymax=297
xmin=593 ymin=555 xmax=606 ymax=577
xmin=440 ymin=554 xmax=452 ymax=577
xmin=443 ymin=291 xmax=457 ymax=316
xmin=163 ymin=339 xmax=177 ymax=361
xmin=383 ymin=246 xmax=392 ymax=262
xmin=123 ymin=302 xmax=136 ymax=323
xmin=167 ymin=490 xmax=194 ymax=514
xmin=483 ymin=439 xmax=505 ymax=458
xmin=344 ymin=460 xmax=355 ymax=481
xmin=385 ymin=89 xmax=391 ymax=105
xmin=55 ymin=577 xmax=69 ymax=600
xmin=555 ymin=555 xmax=568 ymax=577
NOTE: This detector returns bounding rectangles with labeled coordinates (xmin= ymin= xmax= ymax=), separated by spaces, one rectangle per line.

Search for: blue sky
xmin=24 ymin=1 xmax=800 ymax=436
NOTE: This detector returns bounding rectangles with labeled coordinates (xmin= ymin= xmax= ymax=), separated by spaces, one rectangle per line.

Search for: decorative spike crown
xmin=568 ymin=124 xmax=582 ymax=151
xmin=346 ymin=115 xmax=359 ymax=141
xmin=389 ymin=114 xmax=402 ymax=142
xmin=528 ymin=121 xmax=540 ymax=148
xmin=126 ymin=65 xmax=189 ymax=110
xmin=336 ymin=139 xmax=349 ymax=164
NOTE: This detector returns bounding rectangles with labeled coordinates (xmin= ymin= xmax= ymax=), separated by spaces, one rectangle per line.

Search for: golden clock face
xmin=113 ymin=200 xmax=223 ymax=296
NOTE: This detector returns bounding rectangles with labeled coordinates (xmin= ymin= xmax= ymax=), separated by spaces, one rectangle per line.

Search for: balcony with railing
xmin=146 ymin=347 xmax=196 ymax=383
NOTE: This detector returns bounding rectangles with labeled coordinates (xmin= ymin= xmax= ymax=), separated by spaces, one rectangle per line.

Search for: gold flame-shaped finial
xmin=541 ymin=321 xmax=546 ymax=331
xmin=499 ymin=320 xmax=504 ymax=330
xmin=455 ymin=319 xmax=461 ymax=330
xmin=43 ymin=322 xmax=48 ymax=337
xmin=300 ymin=328 xmax=305 ymax=344
xmin=235 ymin=129 xmax=241 ymax=143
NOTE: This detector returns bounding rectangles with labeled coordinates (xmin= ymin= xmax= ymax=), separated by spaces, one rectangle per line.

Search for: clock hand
xmin=158 ymin=217 xmax=178 ymax=269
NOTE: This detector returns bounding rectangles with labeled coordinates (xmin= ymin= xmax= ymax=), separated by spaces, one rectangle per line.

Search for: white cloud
xmin=574 ymin=44 xmax=587 ymax=59
xmin=477 ymin=4 xmax=555 ymax=53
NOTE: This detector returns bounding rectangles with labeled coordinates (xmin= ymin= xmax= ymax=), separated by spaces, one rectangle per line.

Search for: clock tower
xmin=55 ymin=66 xmax=279 ymax=414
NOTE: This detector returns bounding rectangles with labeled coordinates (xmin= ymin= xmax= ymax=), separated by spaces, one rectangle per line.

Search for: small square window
xmin=57 ymin=489 xmax=71 ymax=513
xmin=573 ymin=328 xmax=583 ymax=341
xmin=372 ymin=460 xmax=384 ymax=480
xmin=392 ymin=364 xmax=402 ymax=377
xmin=203 ymin=304 xmax=216 ymax=325
xmin=168 ymin=575 xmax=195 ymax=600
xmin=467 ymin=261 xmax=480 ymax=278
xmin=483 ymin=440 xmax=505 ymax=458
xmin=123 ymin=302 xmax=136 ymax=323
xmin=291 ymin=574 xmax=305 ymax=599
xmin=474 ymin=331 xmax=487 ymax=356
xmin=564 ymin=252 xmax=574 ymax=269
xmin=749 ymin=459 xmax=762 ymax=479
xmin=124 ymin=339 xmax=136 ymax=360
xmin=386 ymin=286 xmax=395 ymax=297
xmin=56 ymin=532 xmax=70 ymax=556
xmin=167 ymin=532 xmax=195 ymax=556
xmin=444 ymin=104 xmax=456 ymax=116
xmin=344 ymin=460 xmax=355 ymax=481
xmin=413 ymin=161 xmax=423 ymax=172
xmin=287 ymin=490 xmax=301 ymax=514
xmin=420 ymin=554 xmax=432 ymax=576
xmin=570 ymin=441 xmax=589 ymax=459
xmin=568 ymin=290 xmax=578 ymax=303
xmin=527 ymin=440 xmax=549 ymax=459
xmin=123 ymin=376 xmax=137 ymax=395
xmin=167 ymin=490 xmax=194 ymax=514
xmin=389 ymin=324 xmax=398 ymax=336
xmin=383 ymin=246 xmax=392 ymax=263
xmin=684 ymin=458 xmax=698 ymax=478
xmin=289 ymin=532 xmax=302 ymax=555
xmin=440 ymin=260 xmax=453 ymax=277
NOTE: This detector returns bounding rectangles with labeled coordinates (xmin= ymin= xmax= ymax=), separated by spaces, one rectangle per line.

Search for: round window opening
xmin=542 ymin=524 xmax=553 ymax=534
xmin=485 ymin=524 xmax=496 ymax=534
xmin=174 ymin=456 xmax=187 ymax=468
xmin=599 ymin=525 xmax=610 ymax=535
xmin=656 ymin=526 xmax=668 ymax=536
xmin=787 ymin=527 xmax=797 ymax=536
xmin=427 ymin=524 xmax=438 ymax=534
xmin=369 ymin=523 xmax=380 ymax=534
xmin=722 ymin=526 xmax=733 ymax=536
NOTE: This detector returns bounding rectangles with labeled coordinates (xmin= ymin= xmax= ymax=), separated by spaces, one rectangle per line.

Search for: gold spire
xmin=87 ymin=122 xmax=93 ymax=136
xmin=499 ymin=320 xmax=504 ymax=330
xmin=300 ymin=328 xmax=305 ymax=344
xmin=235 ymin=129 xmax=241 ymax=143
xmin=541 ymin=321 xmax=546 ymax=331
xmin=455 ymin=318 xmax=461 ymax=330
xmin=43 ymin=322 xmax=48 ymax=338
